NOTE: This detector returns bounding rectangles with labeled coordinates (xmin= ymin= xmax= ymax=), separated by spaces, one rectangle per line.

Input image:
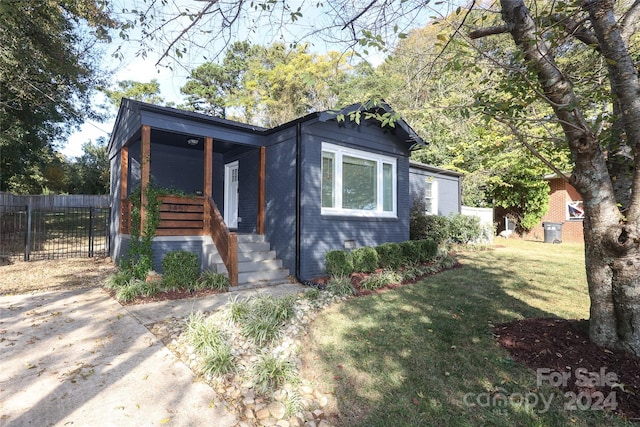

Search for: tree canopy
xmin=0 ymin=0 xmax=117 ymax=194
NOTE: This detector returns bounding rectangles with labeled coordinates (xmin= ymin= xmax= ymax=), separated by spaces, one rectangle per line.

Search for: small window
xmin=321 ymin=142 xmax=396 ymax=217
xmin=567 ymin=200 xmax=584 ymax=220
xmin=424 ymin=178 xmax=438 ymax=215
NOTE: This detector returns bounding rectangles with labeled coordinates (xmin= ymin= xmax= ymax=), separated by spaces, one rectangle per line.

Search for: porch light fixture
xmin=186 ymin=138 xmax=199 ymax=146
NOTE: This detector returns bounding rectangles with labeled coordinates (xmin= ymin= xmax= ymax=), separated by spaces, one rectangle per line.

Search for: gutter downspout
xmin=295 ymin=123 xmax=303 ymax=281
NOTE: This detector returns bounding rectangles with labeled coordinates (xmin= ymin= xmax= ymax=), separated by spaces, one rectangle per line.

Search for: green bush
xmin=399 ymin=241 xmax=421 ymax=266
xmin=196 ymin=270 xmax=230 ymax=291
xmin=326 ymin=275 xmax=356 ymax=296
xmin=410 ymin=202 xmax=449 ymax=244
xmin=375 ymin=243 xmax=403 ymax=269
xmin=114 ymin=279 xmax=145 ymax=302
xmin=351 ymin=246 xmax=379 ymax=273
xmin=448 ymin=214 xmax=483 ymax=244
xmin=251 ymin=352 xmax=299 ymax=393
xmin=325 ymin=250 xmax=354 ymax=276
xmin=162 ymin=250 xmax=200 ymax=290
xmin=360 ymin=270 xmax=403 ymax=291
xmin=416 ymin=239 xmax=438 ymax=263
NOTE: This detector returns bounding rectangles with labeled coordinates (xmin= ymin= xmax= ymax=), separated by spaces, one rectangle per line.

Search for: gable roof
xmin=108 ymin=98 xmax=427 ymax=156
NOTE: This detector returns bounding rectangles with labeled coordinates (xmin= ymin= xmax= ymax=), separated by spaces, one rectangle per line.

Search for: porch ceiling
xmin=151 ymin=129 xmax=254 ymax=155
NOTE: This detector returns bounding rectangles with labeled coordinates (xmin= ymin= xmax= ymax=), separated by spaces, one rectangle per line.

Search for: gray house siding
xmin=296 ymin=120 xmax=411 ymax=279
xmin=264 ymin=130 xmax=297 ymax=279
xmin=225 ymin=149 xmax=259 ymax=233
xmin=151 ymin=144 xmax=204 ymax=193
xmin=409 ymin=164 xmax=462 ymax=216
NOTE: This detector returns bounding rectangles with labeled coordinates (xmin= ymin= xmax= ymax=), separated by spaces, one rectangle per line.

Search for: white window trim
xmin=566 ymin=200 xmax=584 ymax=221
xmin=424 ymin=178 xmax=439 ymax=215
xmin=321 ymin=142 xmax=397 ymax=218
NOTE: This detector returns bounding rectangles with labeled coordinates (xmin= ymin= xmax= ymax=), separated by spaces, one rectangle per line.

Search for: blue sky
xmin=63 ymin=0 xmax=452 ymax=158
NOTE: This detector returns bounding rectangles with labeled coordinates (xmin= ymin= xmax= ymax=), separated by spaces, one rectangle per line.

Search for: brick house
xmin=525 ymin=174 xmax=584 ymax=243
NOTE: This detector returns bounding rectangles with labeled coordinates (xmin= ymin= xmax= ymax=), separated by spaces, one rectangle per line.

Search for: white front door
xmin=224 ymin=161 xmax=239 ymax=229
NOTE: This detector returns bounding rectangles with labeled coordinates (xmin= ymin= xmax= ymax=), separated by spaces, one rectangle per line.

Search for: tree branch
xmin=547 ymin=14 xmax=600 ymax=50
xmin=342 ymin=0 xmax=378 ymax=30
xmin=469 ymin=25 xmax=509 ymax=39
xmin=155 ymin=1 xmax=220 ymax=66
xmin=621 ymin=0 xmax=640 ymax=43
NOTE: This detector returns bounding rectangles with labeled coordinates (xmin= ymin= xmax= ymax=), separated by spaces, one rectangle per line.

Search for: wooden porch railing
xmin=156 ymin=196 xmax=204 ymax=236
xmin=119 ymin=195 xmax=238 ymax=286
xmin=204 ymin=197 xmax=238 ymax=287
xmin=120 ymin=199 xmax=132 ymax=234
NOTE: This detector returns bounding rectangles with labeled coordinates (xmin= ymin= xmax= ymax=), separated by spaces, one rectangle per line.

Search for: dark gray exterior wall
xmin=264 ymin=128 xmax=297 ymax=278
xmin=295 ymin=119 xmax=411 ymax=280
xmin=151 ymin=144 xmax=204 ymax=193
xmin=409 ymin=166 xmax=461 ymax=216
xmin=224 ymin=149 xmax=259 ymax=233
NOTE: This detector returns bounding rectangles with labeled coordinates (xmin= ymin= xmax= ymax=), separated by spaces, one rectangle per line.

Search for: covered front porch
xmin=117 ymin=124 xmax=268 ymax=286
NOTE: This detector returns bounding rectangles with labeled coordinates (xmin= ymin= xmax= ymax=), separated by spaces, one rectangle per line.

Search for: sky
xmin=63 ymin=0 xmax=451 ymax=158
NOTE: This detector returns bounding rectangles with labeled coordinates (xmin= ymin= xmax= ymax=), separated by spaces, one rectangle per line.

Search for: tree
xmin=0 ymin=0 xmax=116 ymax=194
xmin=124 ymin=0 xmax=640 ymax=354
xmin=180 ymin=41 xmax=256 ymax=118
xmin=65 ymin=138 xmax=110 ymax=194
xmin=103 ymin=80 xmax=165 ymax=108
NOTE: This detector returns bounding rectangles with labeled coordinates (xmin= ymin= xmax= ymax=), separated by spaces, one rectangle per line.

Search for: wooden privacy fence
xmin=0 ymin=193 xmax=110 ymax=261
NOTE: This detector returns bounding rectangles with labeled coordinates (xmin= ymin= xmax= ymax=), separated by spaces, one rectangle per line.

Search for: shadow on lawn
xmin=301 ymin=252 xmax=632 ymax=427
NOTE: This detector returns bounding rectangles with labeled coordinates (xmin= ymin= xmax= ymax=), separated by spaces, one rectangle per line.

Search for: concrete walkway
xmin=0 ymin=282 xmax=305 ymax=427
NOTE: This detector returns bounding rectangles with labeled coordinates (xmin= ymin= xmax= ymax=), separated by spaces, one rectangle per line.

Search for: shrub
xmin=228 ymin=296 xmax=251 ymax=323
xmin=186 ymin=312 xmax=226 ymax=353
xmin=242 ymin=313 xmax=282 ymax=346
xmin=448 ymin=214 xmax=483 ymax=244
xmin=162 ymin=250 xmax=199 ymax=290
xmin=416 ymin=239 xmax=438 ymax=263
xmin=375 ymin=243 xmax=403 ymax=269
xmin=233 ymin=295 xmax=297 ymax=346
xmin=360 ymin=269 xmax=402 ymax=291
xmin=105 ymin=270 xmax=132 ymax=289
xmin=139 ymin=280 xmax=160 ymax=297
xmin=196 ymin=270 xmax=229 ymax=291
xmin=114 ymin=279 xmax=144 ymax=302
xmin=200 ymin=343 xmax=235 ymax=377
xmin=351 ymin=246 xmax=379 ymax=273
xmin=410 ymin=202 xmax=450 ymax=244
xmin=325 ymin=250 xmax=354 ymax=276
xmin=399 ymin=241 xmax=421 ymax=266
xmin=304 ymin=287 xmax=321 ymax=300
xmin=251 ymin=352 xmax=299 ymax=393
xmin=326 ymin=275 xmax=356 ymax=296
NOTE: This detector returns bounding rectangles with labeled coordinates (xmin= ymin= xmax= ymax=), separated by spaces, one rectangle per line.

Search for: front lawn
xmin=300 ymin=239 xmax=636 ymax=426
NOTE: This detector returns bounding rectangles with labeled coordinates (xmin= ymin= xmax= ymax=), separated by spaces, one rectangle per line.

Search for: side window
xmin=424 ymin=178 xmax=438 ymax=215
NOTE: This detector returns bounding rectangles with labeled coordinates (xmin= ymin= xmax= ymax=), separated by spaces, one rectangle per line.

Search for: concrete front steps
xmin=203 ymin=234 xmax=290 ymax=288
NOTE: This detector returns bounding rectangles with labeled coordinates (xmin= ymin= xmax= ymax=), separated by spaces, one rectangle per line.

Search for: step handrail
xmin=204 ymin=197 xmax=238 ymax=286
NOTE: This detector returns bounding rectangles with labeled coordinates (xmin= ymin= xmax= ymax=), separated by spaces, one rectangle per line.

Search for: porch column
xmin=204 ymin=137 xmax=213 ymax=198
xmin=257 ymin=146 xmax=266 ymax=234
xmin=140 ymin=125 xmax=151 ymax=234
xmin=203 ymin=137 xmax=213 ymax=235
xmin=119 ymin=145 xmax=129 ymax=234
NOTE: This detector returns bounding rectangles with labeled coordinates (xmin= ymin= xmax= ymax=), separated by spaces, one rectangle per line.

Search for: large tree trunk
xmin=499 ymin=0 xmax=640 ymax=355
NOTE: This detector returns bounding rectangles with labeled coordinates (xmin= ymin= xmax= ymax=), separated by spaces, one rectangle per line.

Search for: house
xmin=409 ymin=161 xmax=462 ymax=216
xmin=525 ymin=174 xmax=584 ymax=242
xmin=108 ymin=99 xmax=437 ymax=286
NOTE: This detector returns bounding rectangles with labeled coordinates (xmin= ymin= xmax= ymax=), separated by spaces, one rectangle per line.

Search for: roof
xmin=409 ymin=160 xmax=464 ymax=178
xmin=108 ymin=98 xmax=427 ymax=155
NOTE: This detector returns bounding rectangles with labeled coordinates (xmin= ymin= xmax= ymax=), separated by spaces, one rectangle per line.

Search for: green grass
xmin=301 ymin=239 xmax=632 ymax=426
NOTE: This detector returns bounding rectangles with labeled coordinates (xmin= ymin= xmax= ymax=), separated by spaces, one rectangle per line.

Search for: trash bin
xmin=542 ymin=222 xmax=563 ymax=243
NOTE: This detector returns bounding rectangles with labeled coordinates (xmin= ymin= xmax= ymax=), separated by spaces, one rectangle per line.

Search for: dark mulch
xmin=107 ymin=287 xmax=226 ymax=305
xmin=309 ymin=262 xmax=464 ymax=297
xmin=495 ymin=317 xmax=640 ymax=422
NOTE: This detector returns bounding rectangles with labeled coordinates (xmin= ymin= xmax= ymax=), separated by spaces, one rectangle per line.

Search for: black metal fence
xmin=0 ymin=205 xmax=110 ymax=261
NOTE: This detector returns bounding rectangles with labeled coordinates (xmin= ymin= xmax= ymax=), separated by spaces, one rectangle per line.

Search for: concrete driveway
xmin=0 ymin=287 xmax=238 ymax=427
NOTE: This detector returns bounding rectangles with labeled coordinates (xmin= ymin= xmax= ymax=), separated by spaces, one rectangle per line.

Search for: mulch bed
xmin=495 ymin=317 xmax=640 ymax=422
xmin=107 ymin=287 xmax=227 ymax=305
